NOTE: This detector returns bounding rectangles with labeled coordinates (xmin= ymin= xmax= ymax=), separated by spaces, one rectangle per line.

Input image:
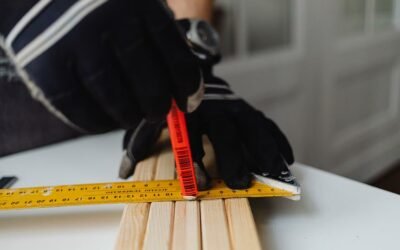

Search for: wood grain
xmin=143 ymin=202 xmax=175 ymax=250
xmin=202 ymin=136 xmax=262 ymax=250
xmin=131 ymin=157 xmax=157 ymax=182
xmin=225 ymin=198 xmax=262 ymax=250
xmin=154 ymin=140 xmax=175 ymax=180
xmin=143 ymin=133 xmax=176 ymax=250
xmin=200 ymin=199 xmax=231 ymax=250
xmin=114 ymin=156 xmax=156 ymax=250
xmin=116 ymin=131 xmax=262 ymax=250
xmin=172 ymin=201 xmax=201 ymax=250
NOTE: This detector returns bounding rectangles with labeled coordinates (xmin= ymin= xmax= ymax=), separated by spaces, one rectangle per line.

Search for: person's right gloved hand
xmin=0 ymin=0 xmax=203 ymax=133
xmin=119 ymin=81 xmax=295 ymax=190
xmin=119 ymin=39 xmax=295 ymax=190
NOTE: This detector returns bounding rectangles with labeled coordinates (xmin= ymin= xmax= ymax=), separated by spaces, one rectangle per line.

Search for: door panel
xmin=317 ymin=0 xmax=400 ymax=179
xmin=215 ymin=0 xmax=309 ymax=162
xmin=215 ymin=0 xmax=400 ymax=181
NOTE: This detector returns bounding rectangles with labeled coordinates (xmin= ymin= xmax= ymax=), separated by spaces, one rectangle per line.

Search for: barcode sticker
xmin=167 ymin=100 xmax=198 ymax=198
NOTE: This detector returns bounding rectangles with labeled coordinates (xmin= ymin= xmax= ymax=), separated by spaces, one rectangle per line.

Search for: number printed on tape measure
xmin=0 ymin=180 xmax=294 ymax=210
xmin=0 ymin=180 xmax=181 ymax=197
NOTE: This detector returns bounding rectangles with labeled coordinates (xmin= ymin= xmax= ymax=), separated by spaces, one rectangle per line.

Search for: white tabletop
xmin=1 ymin=131 xmax=399 ymax=250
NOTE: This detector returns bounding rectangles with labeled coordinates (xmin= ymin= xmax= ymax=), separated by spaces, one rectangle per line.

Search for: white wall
xmin=214 ymin=0 xmax=400 ymax=182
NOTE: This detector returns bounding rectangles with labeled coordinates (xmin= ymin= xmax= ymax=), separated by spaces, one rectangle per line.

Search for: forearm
xmin=166 ymin=0 xmax=214 ymax=22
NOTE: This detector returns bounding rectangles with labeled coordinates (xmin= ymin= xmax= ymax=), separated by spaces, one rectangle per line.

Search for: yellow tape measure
xmin=0 ymin=179 xmax=294 ymax=210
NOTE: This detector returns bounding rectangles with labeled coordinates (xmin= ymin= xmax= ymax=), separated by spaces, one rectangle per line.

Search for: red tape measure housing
xmin=167 ymin=101 xmax=198 ymax=197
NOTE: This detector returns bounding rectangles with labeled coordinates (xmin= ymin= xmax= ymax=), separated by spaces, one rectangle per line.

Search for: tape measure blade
xmin=0 ymin=180 xmax=182 ymax=198
xmin=0 ymin=180 xmax=297 ymax=210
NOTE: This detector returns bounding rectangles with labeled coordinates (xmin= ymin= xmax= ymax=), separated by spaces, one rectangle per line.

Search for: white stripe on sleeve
xmin=16 ymin=0 xmax=108 ymax=67
xmin=6 ymin=0 xmax=53 ymax=48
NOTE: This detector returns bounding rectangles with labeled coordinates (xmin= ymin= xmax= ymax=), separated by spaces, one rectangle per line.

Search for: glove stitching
xmin=203 ymin=93 xmax=240 ymax=101
xmin=204 ymin=83 xmax=230 ymax=90
xmin=203 ymin=82 xmax=239 ymax=100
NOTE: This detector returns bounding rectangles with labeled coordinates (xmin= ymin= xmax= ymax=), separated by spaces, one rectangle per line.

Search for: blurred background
xmin=212 ymin=0 xmax=400 ymax=191
xmin=1 ymin=0 xmax=399 ymax=191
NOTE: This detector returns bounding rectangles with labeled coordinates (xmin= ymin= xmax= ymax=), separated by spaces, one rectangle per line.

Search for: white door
xmin=214 ymin=0 xmax=400 ymax=181
xmin=314 ymin=0 xmax=400 ymax=181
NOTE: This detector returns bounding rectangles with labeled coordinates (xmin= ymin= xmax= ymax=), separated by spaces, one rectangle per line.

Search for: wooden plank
xmin=200 ymin=199 xmax=231 ymax=250
xmin=154 ymin=140 xmax=175 ymax=180
xmin=225 ymin=198 xmax=262 ymax=250
xmin=200 ymin=137 xmax=232 ymax=250
xmin=143 ymin=133 xmax=176 ymax=250
xmin=115 ymin=130 xmax=167 ymax=250
xmin=202 ymin=136 xmax=262 ymax=250
xmin=114 ymin=203 xmax=150 ymax=250
xmin=143 ymin=202 xmax=175 ymax=250
xmin=116 ymin=132 xmax=262 ymax=250
xmin=165 ymin=132 xmax=201 ymax=250
xmin=171 ymin=201 xmax=201 ymax=250
xmin=131 ymin=157 xmax=157 ymax=182
xmin=114 ymin=156 xmax=156 ymax=250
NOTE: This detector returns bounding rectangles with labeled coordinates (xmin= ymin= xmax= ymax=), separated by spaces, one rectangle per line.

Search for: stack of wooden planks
xmin=115 ymin=130 xmax=262 ymax=250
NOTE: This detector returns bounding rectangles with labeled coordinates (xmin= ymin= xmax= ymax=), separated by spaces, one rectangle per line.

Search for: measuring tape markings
xmin=0 ymin=180 xmax=293 ymax=210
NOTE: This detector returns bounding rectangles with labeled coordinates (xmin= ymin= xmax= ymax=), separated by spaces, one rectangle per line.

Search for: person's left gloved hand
xmin=119 ymin=66 xmax=295 ymax=190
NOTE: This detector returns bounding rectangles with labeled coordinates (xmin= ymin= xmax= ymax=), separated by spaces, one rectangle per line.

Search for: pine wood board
xmin=225 ymin=199 xmax=262 ymax=250
xmin=143 ymin=133 xmax=175 ymax=250
xmin=115 ymin=131 xmax=262 ymax=250
xmin=200 ymin=199 xmax=231 ymax=250
xmin=171 ymin=201 xmax=201 ymax=250
xmin=143 ymin=202 xmax=175 ymax=250
xmin=114 ymin=157 xmax=155 ymax=250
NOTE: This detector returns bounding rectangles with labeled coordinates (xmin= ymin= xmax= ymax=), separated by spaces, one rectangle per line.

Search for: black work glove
xmin=120 ymin=78 xmax=294 ymax=190
xmin=120 ymin=49 xmax=295 ymax=191
xmin=0 ymin=0 xmax=203 ymax=133
xmin=185 ymin=72 xmax=294 ymax=189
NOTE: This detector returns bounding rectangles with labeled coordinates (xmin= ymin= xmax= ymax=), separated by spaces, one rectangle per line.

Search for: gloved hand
xmin=120 ymin=79 xmax=294 ymax=190
xmin=119 ymin=20 xmax=294 ymax=189
xmin=0 ymin=0 xmax=203 ymax=133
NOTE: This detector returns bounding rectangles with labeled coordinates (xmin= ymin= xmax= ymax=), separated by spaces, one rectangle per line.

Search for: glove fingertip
xmin=119 ymin=151 xmax=136 ymax=179
xmin=286 ymin=155 xmax=295 ymax=166
xmin=194 ymin=161 xmax=211 ymax=191
xmin=282 ymin=147 xmax=295 ymax=166
xmin=123 ymin=130 xmax=134 ymax=149
xmin=225 ymin=173 xmax=252 ymax=190
xmin=258 ymin=115 xmax=295 ymax=167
